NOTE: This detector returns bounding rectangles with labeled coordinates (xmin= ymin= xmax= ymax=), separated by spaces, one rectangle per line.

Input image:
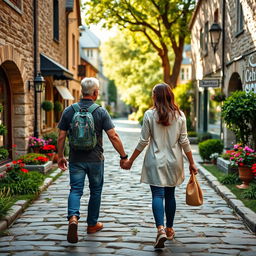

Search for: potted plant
xmin=41 ymin=100 xmax=54 ymax=112
xmin=0 ymin=147 xmax=9 ymax=161
xmin=222 ymin=91 xmax=256 ymax=149
xmin=39 ymin=144 xmax=56 ymax=161
xmin=54 ymin=101 xmax=63 ymax=112
xmin=229 ymin=144 xmax=256 ymax=189
xmin=28 ymin=136 xmax=46 ymax=153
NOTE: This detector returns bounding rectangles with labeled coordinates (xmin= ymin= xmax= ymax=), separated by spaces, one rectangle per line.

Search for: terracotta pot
xmin=236 ymin=166 xmax=254 ymax=189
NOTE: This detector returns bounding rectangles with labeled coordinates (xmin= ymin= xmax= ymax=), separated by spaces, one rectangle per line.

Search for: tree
xmin=101 ymin=31 xmax=162 ymax=121
xmin=83 ymin=0 xmax=195 ymax=88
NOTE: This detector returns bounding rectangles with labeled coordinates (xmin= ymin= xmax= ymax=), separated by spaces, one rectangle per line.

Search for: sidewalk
xmin=0 ymin=119 xmax=256 ymax=256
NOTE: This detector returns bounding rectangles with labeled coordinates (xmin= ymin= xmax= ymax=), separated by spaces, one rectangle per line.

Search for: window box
xmin=23 ymin=161 xmax=53 ymax=174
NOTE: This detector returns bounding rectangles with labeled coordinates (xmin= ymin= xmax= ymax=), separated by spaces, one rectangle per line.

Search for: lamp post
xmin=209 ymin=23 xmax=222 ymax=53
xmin=28 ymin=73 xmax=45 ymax=137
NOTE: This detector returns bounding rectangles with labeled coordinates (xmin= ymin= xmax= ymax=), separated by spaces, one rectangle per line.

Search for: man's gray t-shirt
xmin=57 ymin=99 xmax=115 ymax=163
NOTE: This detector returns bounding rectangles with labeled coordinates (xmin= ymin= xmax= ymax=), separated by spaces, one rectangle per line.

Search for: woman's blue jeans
xmin=68 ymin=161 xmax=104 ymax=226
xmin=150 ymin=185 xmax=176 ymax=228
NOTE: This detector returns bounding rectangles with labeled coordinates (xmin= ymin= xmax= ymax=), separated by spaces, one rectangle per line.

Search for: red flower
xmin=21 ymin=168 xmax=29 ymax=173
xmin=12 ymin=160 xmax=17 ymax=164
xmin=12 ymin=144 xmax=17 ymax=148
xmin=238 ymin=162 xmax=244 ymax=166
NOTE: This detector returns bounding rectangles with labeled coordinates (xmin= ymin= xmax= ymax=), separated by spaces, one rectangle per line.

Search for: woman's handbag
xmin=186 ymin=173 xmax=203 ymax=206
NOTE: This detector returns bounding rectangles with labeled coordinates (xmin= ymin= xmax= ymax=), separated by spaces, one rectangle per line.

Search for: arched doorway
xmin=228 ymin=72 xmax=243 ymax=95
xmin=224 ymin=72 xmax=243 ymax=147
xmin=0 ymin=66 xmax=12 ymax=161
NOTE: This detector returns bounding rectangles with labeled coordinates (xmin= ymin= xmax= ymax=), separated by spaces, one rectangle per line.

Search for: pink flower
xmin=244 ymin=146 xmax=254 ymax=153
xmin=230 ymin=157 xmax=234 ymax=160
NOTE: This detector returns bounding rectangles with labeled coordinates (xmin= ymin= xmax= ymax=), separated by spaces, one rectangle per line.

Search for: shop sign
xmin=244 ymin=52 xmax=256 ymax=93
xmin=199 ymin=79 xmax=219 ymax=88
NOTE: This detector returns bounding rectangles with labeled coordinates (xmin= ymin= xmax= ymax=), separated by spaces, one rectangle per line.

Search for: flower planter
xmin=217 ymin=157 xmax=238 ymax=174
xmin=236 ymin=166 xmax=254 ymax=189
xmin=23 ymin=161 xmax=53 ymax=174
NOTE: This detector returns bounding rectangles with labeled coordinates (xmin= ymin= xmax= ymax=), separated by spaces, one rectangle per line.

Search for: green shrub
xmin=41 ymin=100 xmax=54 ymax=112
xmin=0 ymin=188 xmax=12 ymax=218
xmin=43 ymin=132 xmax=58 ymax=148
xmin=188 ymin=131 xmax=198 ymax=137
xmin=54 ymin=101 xmax=63 ymax=112
xmin=197 ymin=132 xmax=213 ymax=142
xmin=222 ymin=91 xmax=256 ymax=147
xmin=242 ymin=185 xmax=256 ymax=200
xmin=0 ymin=147 xmax=8 ymax=160
xmin=18 ymin=153 xmax=49 ymax=165
xmin=220 ymin=174 xmax=239 ymax=184
xmin=0 ymin=124 xmax=7 ymax=136
xmin=199 ymin=139 xmax=224 ymax=161
xmin=0 ymin=104 xmax=3 ymax=113
xmin=0 ymin=171 xmax=44 ymax=195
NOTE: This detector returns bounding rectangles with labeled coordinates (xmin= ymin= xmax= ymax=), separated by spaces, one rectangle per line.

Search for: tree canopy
xmin=83 ymin=0 xmax=195 ymax=87
xmin=101 ymin=31 xmax=163 ymax=121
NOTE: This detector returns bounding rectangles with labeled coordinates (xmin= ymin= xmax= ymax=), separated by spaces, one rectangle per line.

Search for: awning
xmin=55 ymin=85 xmax=74 ymax=100
xmin=40 ymin=53 xmax=73 ymax=80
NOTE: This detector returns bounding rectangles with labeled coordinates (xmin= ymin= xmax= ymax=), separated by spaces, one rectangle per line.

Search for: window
xmin=53 ymin=0 xmax=59 ymax=41
xmin=214 ymin=9 xmax=219 ymax=23
xmin=200 ymin=28 xmax=204 ymax=53
xmin=72 ymin=34 xmax=75 ymax=67
xmin=181 ymin=68 xmax=185 ymax=80
xmin=186 ymin=68 xmax=190 ymax=80
xmin=204 ymin=22 xmax=209 ymax=55
xmin=236 ymin=0 xmax=244 ymax=34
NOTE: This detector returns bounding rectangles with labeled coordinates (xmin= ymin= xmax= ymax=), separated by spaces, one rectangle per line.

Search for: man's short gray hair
xmin=81 ymin=77 xmax=100 ymax=96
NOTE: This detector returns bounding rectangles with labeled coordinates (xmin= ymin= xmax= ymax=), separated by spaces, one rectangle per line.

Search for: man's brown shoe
xmin=165 ymin=227 xmax=175 ymax=240
xmin=87 ymin=222 xmax=103 ymax=234
xmin=67 ymin=216 xmax=78 ymax=243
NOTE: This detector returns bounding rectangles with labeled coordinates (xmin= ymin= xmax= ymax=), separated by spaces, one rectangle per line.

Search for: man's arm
xmin=57 ymin=129 xmax=68 ymax=170
xmin=106 ymin=128 xmax=126 ymax=158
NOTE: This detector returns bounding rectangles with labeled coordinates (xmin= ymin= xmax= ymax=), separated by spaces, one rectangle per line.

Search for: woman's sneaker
xmin=154 ymin=229 xmax=167 ymax=249
xmin=166 ymin=227 xmax=175 ymax=240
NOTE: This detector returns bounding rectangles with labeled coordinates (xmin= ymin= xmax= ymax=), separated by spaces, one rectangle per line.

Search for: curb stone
xmin=0 ymin=168 xmax=64 ymax=232
xmin=197 ymin=163 xmax=256 ymax=233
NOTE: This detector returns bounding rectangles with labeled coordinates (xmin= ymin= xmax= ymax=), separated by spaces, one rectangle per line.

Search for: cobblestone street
xmin=0 ymin=119 xmax=256 ymax=256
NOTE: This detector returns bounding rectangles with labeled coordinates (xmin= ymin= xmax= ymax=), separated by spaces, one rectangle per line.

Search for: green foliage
xmin=197 ymin=132 xmax=213 ymax=142
xmin=18 ymin=153 xmax=49 ymax=165
xmin=188 ymin=131 xmax=198 ymax=137
xmin=242 ymin=185 xmax=256 ymax=200
xmin=101 ymin=31 xmax=162 ymax=121
xmin=0 ymin=147 xmax=8 ymax=160
xmin=0 ymin=171 xmax=44 ymax=195
xmin=0 ymin=124 xmax=7 ymax=136
xmin=0 ymin=104 xmax=3 ymax=113
xmin=54 ymin=101 xmax=63 ymax=112
xmin=0 ymin=188 xmax=12 ymax=218
xmin=41 ymin=100 xmax=54 ymax=112
xmin=220 ymin=174 xmax=239 ymax=185
xmin=43 ymin=132 xmax=58 ymax=148
xmin=83 ymin=0 xmax=195 ymax=86
xmin=199 ymin=139 xmax=224 ymax=161
xmin=221 ymin=91 xmax=256 ymax=148
xmin=221 ymin=153 xmax=231 ymax=160
xmin=108 ymin=80 xmax=117 ymax=104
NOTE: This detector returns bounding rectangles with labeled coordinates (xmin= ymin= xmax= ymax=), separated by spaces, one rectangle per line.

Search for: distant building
xmin=177 ymin=45 xmax=192 ymax=85
xmin=190 ymin=0 xmax=256 ymax=146
xmin=0 ymin=0 xmax=81 ymax=158
xmin=79 ymin=26 xmax=108 ymax=106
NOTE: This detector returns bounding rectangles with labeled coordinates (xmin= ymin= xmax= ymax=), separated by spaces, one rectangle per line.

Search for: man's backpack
xmin=69 ymin=103 xmax=100 ymax=151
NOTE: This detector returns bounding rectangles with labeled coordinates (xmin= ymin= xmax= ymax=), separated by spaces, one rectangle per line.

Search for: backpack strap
xmin=71 ymin=103 xmax=81 ymax=112
xmin=88 ymin=103 xmax=100 ymax=114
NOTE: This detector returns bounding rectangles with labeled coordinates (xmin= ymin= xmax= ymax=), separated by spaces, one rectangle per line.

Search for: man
xmin=57 ymin=77 xmax=128 ymax=243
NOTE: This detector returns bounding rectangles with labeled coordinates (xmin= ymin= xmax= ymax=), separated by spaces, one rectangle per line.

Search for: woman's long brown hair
xmin=152 ymin=83 xmax=181 ymax=126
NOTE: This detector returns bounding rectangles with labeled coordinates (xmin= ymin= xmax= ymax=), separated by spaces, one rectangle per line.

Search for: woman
xmin=122 ymin=83 xmax=198 ymax=249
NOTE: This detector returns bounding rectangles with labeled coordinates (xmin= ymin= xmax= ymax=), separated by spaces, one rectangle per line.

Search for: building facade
xmin=0 ymin=0 xmax=81 ymax=160
xmin=190 ymin=0 xmax=256 ymax=147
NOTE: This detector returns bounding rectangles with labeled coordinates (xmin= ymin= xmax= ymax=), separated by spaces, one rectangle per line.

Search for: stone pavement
xmin=0 ymin=119 xmax=256 ymax=256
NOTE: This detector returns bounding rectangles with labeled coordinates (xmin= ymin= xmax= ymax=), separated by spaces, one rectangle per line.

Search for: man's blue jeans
xmin=68 ymin=161 xmax=104 ymax=226
xmin=150 ymin=185 xmax=176 ymax=228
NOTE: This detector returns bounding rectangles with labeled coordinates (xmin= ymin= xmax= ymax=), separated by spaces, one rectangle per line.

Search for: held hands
xmin=189 ymin=163 xmax=198 ymax=175
xmin=120 ymin=159 xmax=133 ymax=170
